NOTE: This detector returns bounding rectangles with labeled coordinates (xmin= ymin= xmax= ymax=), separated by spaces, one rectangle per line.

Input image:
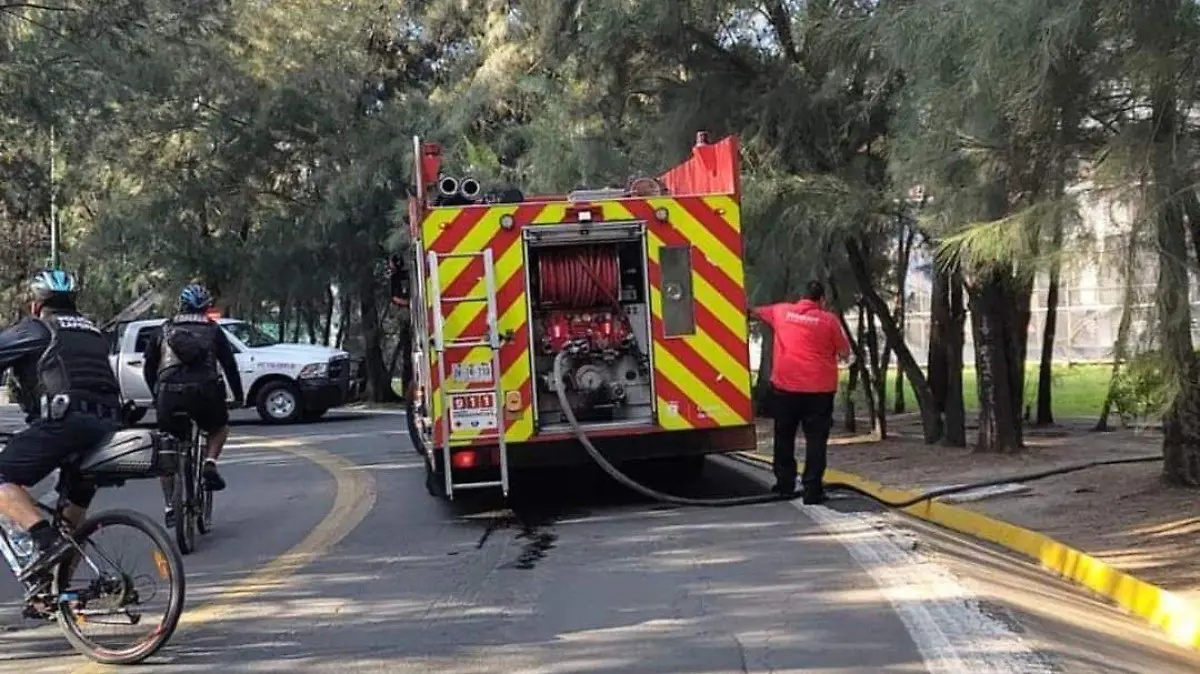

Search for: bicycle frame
xmin=1 ymin=476 xmax=104 ymax=596
xmin=0 ymin=525 xmax=24 ymax=577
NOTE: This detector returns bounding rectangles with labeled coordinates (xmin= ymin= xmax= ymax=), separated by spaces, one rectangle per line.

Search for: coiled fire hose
xmin=538 ymin=247 xmax=620 ymax=308
xmin=553 ymin=352 xmax=1161 ymax=508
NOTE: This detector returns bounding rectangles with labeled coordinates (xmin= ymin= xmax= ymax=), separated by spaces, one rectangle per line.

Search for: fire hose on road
xmin=551 ymin=352 xmax=1161 ymax=509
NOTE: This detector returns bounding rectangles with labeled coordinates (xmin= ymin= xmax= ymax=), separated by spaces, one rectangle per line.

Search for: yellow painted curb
xmin=71 ymin=437 xmax=377 ymax=673
xmin=736 ymin=451 xmax=1200 ymax=652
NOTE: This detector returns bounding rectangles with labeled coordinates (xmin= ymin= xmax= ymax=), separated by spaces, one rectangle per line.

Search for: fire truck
xmin=394 ymin=132 xmax=756 ymax=499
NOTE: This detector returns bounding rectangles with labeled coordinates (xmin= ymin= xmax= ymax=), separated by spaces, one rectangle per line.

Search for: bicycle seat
xmin=76 ymin=429 xmax=177 ymax=483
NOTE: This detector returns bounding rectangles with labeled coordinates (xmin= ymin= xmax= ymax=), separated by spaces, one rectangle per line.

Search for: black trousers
xmin=771 ymin=390 xmax=835 ymax=496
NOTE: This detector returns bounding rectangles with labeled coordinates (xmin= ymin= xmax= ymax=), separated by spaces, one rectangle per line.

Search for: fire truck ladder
xmin=427 ymin=249 xmax=510 ymax=499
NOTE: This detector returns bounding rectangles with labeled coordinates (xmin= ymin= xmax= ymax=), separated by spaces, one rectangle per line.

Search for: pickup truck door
xmin=117 ymin=325 xmax=159 ymax=404
xmin=220 ymin=328 xmax=256 ymax=403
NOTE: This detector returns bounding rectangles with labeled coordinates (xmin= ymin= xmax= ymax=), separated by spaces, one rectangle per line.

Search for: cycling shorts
xmin=155 ymin=381 xmax=229 ymax=439
xmin=0 ymin=413 xmax=120 ymax=508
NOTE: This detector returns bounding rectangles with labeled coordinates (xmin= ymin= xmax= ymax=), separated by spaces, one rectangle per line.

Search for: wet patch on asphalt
xmin=467 ymin=503 xmax=566 ymax=569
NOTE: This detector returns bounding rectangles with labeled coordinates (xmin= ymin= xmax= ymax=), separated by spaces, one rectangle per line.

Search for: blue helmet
xmin=29 ymin=269 xmax=77 ymax=303
xmin=180 ymin=284 xmax=213 ymax=312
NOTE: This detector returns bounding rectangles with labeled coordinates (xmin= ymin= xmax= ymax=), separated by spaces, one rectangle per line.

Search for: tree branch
xmin=0 ymin=2 xmax=76 ymax=11
xmin=764 ymin=0 xmax=799 ymax=63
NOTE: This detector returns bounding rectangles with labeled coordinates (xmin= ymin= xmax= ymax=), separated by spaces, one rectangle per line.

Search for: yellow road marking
xmin=70 ymin=438 xmax=376 ymax=673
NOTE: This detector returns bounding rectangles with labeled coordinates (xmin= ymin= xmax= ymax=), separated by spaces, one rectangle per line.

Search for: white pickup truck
xmin=108 ymin=318 xmax=365 ymax=425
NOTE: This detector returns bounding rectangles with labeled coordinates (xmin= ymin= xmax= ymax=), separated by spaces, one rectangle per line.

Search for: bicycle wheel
xmin=53 ymin=509 xmax=186 ymax=665
xmin=196 ymin=431 xmax=213 ymax=535
xmin=174 ymin=449 xmax=196 ymax=555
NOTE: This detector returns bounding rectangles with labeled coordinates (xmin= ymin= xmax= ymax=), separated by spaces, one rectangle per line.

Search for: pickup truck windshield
xmin=224 ymin=321 xmax=279 ymax=348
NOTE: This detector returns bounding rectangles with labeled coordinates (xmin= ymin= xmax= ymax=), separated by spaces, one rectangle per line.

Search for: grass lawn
xmin=395 ymin=364 xmax=1115 ymax=421
xmin=827 ymin=363 xmax=1113 ymax=420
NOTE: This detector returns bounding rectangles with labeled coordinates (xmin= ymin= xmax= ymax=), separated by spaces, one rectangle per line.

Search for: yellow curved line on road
xmin=71 ymin=438 xmax=377 ymax=673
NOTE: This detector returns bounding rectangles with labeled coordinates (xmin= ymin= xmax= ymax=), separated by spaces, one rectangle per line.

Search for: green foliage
xmin=0 ymin=0 xmax=1195 ymax=457
xmin=1109 ymin=354 xmax=1169 ymax=427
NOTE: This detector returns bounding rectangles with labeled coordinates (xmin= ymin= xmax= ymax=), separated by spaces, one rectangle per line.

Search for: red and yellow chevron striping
xmin=421 ymin=194 xmax=751 ymax=449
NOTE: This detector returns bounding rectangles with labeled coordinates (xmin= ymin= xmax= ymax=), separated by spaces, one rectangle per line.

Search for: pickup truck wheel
xmin=256 ymin=381 xmax=302 ymax=424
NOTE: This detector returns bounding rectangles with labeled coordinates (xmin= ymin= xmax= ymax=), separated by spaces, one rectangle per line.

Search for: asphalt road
xmin=0 ymin=407 xmax=1195 ymax=673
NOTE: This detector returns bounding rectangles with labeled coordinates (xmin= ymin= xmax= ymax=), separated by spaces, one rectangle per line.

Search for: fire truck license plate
xmin=449 ymin=392 xmax=498 ymax=431
xmin=451 ymin=362 xmax=493 ymax=384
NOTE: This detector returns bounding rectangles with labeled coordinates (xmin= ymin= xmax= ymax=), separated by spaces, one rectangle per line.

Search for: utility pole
xmin=49 ymin=124 xmax=59 ymax=270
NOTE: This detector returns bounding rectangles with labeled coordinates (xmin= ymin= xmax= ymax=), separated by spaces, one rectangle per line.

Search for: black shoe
xmin=771 ymin=482 xmax=797 ymax=498
xmin=203 ymin=462 xmax=226 ymax=491
xmin=17 ymin=534 xmax=72 ymax=583
xmin=801 ymin=489 xmax=827 ymax=505
xmin=164 ymin=507 xmax=176 ymax=528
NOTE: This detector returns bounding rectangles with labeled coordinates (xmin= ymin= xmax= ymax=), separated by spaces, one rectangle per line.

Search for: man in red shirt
xmin=752 ymin=281 xmax=851 ymax=504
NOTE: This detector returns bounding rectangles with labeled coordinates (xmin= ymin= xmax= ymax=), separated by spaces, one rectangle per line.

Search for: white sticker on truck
xmin=449 ymin=392 xmax=497 ymax=431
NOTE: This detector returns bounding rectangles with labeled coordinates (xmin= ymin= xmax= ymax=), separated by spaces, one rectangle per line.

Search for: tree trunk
xmin=855 ymin=305 xmax=880 ymax=433
xmin=865 ymin=305 xmax=887 ymax=438
xmin=893 ymin=224 xmax=915 ymax=414
xmin=291 ymin=303 xmax=303 ymax=342
xmin=1152 ymin=91 xmax=1200 ymax=485
xmin=358 ymin=279 xmax=397 ymax=403
xmin=843 ymin=363 xmax=859 ymax=433
xmin=944 ymin=270 xmax=967 ymax=447
xmin=1096 ymin=298 xmax=1132 ymax=432
xmin=1035 ymin=227 xmax=1063 ymax=426
xmin=846 ymin=238 xmax=941 ymax=442
xmin=304 ymin=300 xmax=319 ymax=344
xmin=322 ymin=286 xmax=335 ymax=346
xmin=836 ymin=309 xmax=860 ymax=433
xmin=336 ymin=292 xmax=352 ymax=349
xmin=386 ymin=337 xmax=405 ymax=378
xmin=839 ymin=309 xmax=872 ymax=434
xmin=278 ymin=299 xmax=290 ymax=342
xmin=968 ymin=270 xmax=1024 ymax=453
xmin=928 ymin=268 xmax=950 ymax=412
xmin=1012 ymin=276 xmax=1034 ymax=425
xmin=1095 ymin=234 xmax=1138 ymax=432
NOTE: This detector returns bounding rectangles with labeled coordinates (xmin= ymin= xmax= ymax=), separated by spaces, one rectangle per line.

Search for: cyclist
xmin=142 ymin=284 xmax=243 ymax=526
xmin=0 ymin=270 xmax=122 ymax=582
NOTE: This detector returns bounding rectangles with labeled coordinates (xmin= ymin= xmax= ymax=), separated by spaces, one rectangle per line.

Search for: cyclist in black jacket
xmin=0 ymin=270 xmax=122 ymax=582
xmin=142 ymin=284 xmax=243 ymax=527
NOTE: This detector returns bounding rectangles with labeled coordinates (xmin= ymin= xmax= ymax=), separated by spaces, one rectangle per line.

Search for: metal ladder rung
xmin=449 ymin=433 xmax=503 ymax=441
xmin=444 ymin=339 xmax=493 ymax=349
xmin=441 ymin=295 xmax=488 ymax=303
xmin=436 ymin=252 xmax=488 ymax=260
xmin=452 ymin=481 xmax=505 ymax=491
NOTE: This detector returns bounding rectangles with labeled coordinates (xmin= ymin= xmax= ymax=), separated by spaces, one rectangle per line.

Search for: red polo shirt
xmin=753 ymin=299 xmax=851 ymax=393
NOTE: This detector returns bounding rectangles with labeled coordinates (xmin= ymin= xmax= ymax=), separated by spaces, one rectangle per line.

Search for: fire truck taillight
xmin=452 ymin=451 xmax=477 ymax=469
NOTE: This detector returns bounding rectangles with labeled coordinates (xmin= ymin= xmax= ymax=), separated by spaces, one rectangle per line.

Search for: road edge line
xmin=71 ymin=439 xmax=377 ymax=673
xmin=731 ymin=451 xmax=1200 ymax=652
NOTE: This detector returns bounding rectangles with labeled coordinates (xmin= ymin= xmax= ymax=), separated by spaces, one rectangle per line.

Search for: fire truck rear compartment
xmin=525 ymin=230 xmax=654 ymax=434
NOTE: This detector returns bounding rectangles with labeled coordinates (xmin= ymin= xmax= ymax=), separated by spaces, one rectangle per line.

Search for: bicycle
xmin=0 ymin=428 xmax=186 ymax=665
xmin=168 ymin=411 xmax=213 ymax=555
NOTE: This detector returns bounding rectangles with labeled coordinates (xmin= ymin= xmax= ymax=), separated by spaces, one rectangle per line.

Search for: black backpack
xmin=165 ymin=324 xmax=210 ymax=366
